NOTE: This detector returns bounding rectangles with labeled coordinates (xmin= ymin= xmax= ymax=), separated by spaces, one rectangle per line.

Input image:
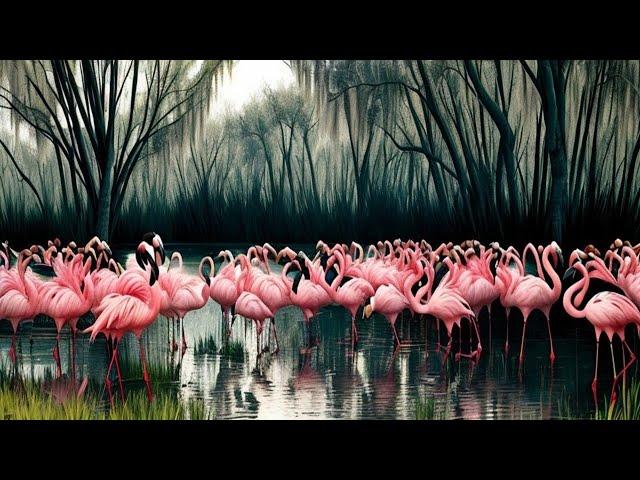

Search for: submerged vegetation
xmin=2 ymin=60 xmax=640 ymax=246
xmin=0 ymin=375 xmax=212 ymax=420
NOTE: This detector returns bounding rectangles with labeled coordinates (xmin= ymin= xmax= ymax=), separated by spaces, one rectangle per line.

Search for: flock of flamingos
xmin=1 ymin=233 xmax=640 ymax=407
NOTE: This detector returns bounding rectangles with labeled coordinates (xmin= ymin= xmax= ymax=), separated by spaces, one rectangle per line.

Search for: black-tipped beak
xmin=562 ymin=267 xmax=576 ymax=282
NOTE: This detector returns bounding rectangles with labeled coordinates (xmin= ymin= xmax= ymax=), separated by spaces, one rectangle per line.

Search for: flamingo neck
xmin=563 ymin=268 xmax=588 ymax=319
xmin=541 ymin=246 xmax=561 ymax=296
xmin=523 ymin=243 xmax=543 ymax=278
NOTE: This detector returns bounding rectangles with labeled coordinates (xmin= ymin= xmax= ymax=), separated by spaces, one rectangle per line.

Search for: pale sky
xmin=211 ymin=60 xmax=295 ymax=115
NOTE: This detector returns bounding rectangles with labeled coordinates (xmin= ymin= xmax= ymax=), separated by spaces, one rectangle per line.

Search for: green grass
xmin=219 ymin=340 xmax=245 ymax=361
xmin=414 ymin=395 xmax=450 ymax=420
xmin=595 ymin=377 xmax=640 ymax=420
xmin=195 ymin=336 xmax=218 ymax=355
xmin=117 ymin=355 xmax=181 ymax=385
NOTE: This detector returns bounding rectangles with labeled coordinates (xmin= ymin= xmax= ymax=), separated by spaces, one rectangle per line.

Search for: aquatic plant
xmin=414 ymin=395 xmax=449 ymax=420
xmin=195 ymin=336 xmax=218 ymax=355
xmin=596 ymin=377 xmax=640 ymax=420
xmin=219 ymin=340 xmax=245 ymax=361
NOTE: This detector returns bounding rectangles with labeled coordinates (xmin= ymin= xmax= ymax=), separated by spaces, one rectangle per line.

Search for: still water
xmin=0 ymin=244 xmax=625 ymax=419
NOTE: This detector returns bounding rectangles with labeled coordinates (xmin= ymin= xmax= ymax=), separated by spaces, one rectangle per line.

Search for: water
xmin=0 ymin=244 xmax=631 ymax=419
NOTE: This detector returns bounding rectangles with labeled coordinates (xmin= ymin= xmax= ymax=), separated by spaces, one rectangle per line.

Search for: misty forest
xmin=1 ymin=60 xmax=639 ymax=246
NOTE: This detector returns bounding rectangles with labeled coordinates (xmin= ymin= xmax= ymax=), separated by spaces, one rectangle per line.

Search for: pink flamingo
xmin=158 ymin=251 xmax=210 ymax=353
xmin=405 ymin=257 xmax=479 ymax=362
xmin=0 ymin=249 xmax=41 ymax=363
xmin=240 ymin=252 xmax=290 ymax=354
xmin=322 ymin=249 xmax=375 ymax=348
xmin=364 ymin=283 xmax=410 ymax=346
xmin=37 ymin=253 xmax=95 ymax=376
xmin=84 ymin=241 xmax=164 ymax=403
xmin=200 ymin=252 xmax=242 ymax=337
xmin=233 ymin=290 xmax=274 ymax=358
xmin=281 ymin=258 xmax=333 ymax=347
xmin=497 ymin=242 xmax=562 ymax=363
xmin=563 ymin=261 xmax=639 ymax=404
xmin=90 ymin=258 xmax=122 ymax=313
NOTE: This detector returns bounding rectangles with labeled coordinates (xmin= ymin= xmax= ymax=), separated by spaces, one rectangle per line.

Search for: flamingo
xmin=322 ymin=249 xmax=375 ymax=348
xmin=233 ymin=290 xmax=274 ymax=358
xmin=497 ymin=242 xmax=562 ymax=363
xmin=405 ymin=256 xmax=479 ymax=362
xmin=563 ymin=261 xmax=640 ymax=404
xmin=200 ymin=253 xmax=242 ymax=337
xmin=84 ymin=240 xmax=164 ymax=403
xmin=0 ymin=249 xmax=41 ymax=363
xmin=37 ymin=253 xmax=95 ymax=376
xmin=364 ymin=283 xmax=410 ymax=346
xmin=281 ymin=258 xmax=333 ymax=347
xmin=240 ymin=252 xmax=290 ymax=354
xmin=158 ymin=251 xmax=210 ymax=353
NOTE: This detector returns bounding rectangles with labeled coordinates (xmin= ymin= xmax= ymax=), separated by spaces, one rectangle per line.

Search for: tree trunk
xmin=538 ymin=61 xmax=567 ymax=243
xmin=95 ymin=145 xmax=115 ymax=240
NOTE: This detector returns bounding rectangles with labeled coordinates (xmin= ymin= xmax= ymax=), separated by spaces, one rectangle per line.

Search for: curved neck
xmin=523 ymin=243 xmax=543 ymax=278
xmin=562 ymin=265 xmax=589 ymax=318
xmin=541 ymin=246 xmax=561 ymax=296
xmin=199 ymin=256 xmax=214 ymax=282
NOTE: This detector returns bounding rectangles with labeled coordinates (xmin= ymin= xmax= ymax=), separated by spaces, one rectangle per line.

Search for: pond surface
xmin=0 ymin=243 xmax=631 ymax=419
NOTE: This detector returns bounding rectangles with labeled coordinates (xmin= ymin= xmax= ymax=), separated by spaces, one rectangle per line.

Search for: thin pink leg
xmin=53 ymin=332 xmax=62 ymax=377
xmin=518 ymin=317 xmax=528 ymax=365
xmin=610 ymin=342 xmax=618 ymax=405
xmin=270 ymin=318 xmax=280 ymax=355
xmin=592 ymin=338 xmax=600 ymax=407
xmin=104 ymin=341 xmax=118 ymax=407
xmin=505 ymin=309 xmax=510 ymax=354
xmin=545 ymin=314 xmax=555 ymax=363
xmin=8 ymin=333 xmax=17 ymax=364
xmin=181 ymin=317 xmax=187 ymax=354
xmin=138 ymin=337 xmax=154 ymax=402
xmin=113 ymin=340 xmax=125 ymax=402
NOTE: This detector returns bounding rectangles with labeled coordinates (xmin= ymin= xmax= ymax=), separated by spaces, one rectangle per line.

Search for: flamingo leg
xmin=71 ymin=329 xmax=77 ymax=380
xmin=8 ymin=332 xmax=17 ymax=364
xmin=271 ymin=318 xmax=280 ymax=355
xmin=518 ymin=316 xmax=528 ymax=365
xmin=505 ymin=309 xmax=510 ymax=355
xmin=610 ymin=342 xmax=618 ymax=405
xmin=545 ymin=314 xmax=555 ymax=363
xmin=392 ymin=323 xmax=401 ymax=347
xmin=436 ymin=319 xmax=441 ymax=352
xmin=256 ymin=328 xmax=263 ymax=359
xmin=171 ymin=318 xmax=178 ymax=353
xmin=113 ymin=340 xmax=125 ymax=402
xmin=592 ymin=338 xmax=600 ymax=405
xmin=181 ymin=317 xmax=188 ymax=355
xmin=442 ymin=335 xmax=453 ymax=364
xmin=104 ymin=341 xmax=118 ymax=407
xmin=138 ymin=337 xmax=154 ymax=403
xmin=613 ymin=339 xmax=637 ymax=395
xmin=53 ymin=332 xmax=62 ymax=377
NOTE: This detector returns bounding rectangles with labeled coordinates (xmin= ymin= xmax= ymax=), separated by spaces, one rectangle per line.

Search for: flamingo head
xmin=142 ymin=232 xmax=165 ymax=267
xmin=584 ymin=244 xmax=600 ymax=257
xmin=276 ymin=246 xmax=297 ymax=266
xmin=136 ymin=241 xmax=159 ymax=286
xmin=564 ymin=249 xmax=587 ymax=281
xmin=363 ymin=296 xmax=374 ymax=319
xmin=550 ymin=241 xmax=563 ymax=268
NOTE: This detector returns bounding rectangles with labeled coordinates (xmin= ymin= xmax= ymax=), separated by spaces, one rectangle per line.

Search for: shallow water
xmin=0 ymin=244 xmax=632 ymax=419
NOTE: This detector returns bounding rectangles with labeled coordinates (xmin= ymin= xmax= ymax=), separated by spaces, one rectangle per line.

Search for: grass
xmin=414 ymin=394 xmax=450 ymax=420
xmin=117 ymin=355 xmax=181 ymax=385
xmin=0 ymin=376 xmax=214 ymax=420
xmin=219 ymin=340 xmax=245 ymax=361
xmin=195 ymin=336 xmax=218 ymax=355
xmin=595 ymin=377 xmax=640 ymax=420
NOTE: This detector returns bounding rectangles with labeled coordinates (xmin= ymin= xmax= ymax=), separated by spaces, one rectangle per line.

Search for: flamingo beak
xmin=364 ymin=304 xmax=373 ymax=319
xmin=562 ymin=267 xmax=576 ymax=282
